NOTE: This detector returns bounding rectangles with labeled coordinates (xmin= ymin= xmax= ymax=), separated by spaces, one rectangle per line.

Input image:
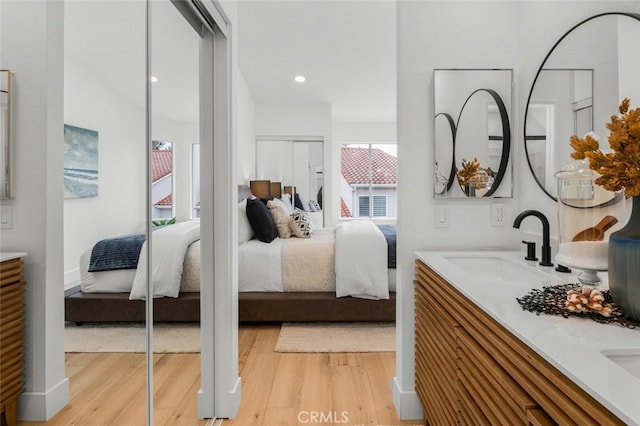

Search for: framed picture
xmin=64 ymin=124 xmax=98 ymax=198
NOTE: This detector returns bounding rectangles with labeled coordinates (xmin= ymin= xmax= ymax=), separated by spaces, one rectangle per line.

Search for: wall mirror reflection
xmin=526 ymin=69 xmax=593 ymax=197
xmin=1 ymin=69 xmax=12 ymax=199
xmin=256 ymin=138 xmax=324 ymax=227
xmin=524 ymin=12 xmax=640 ymax=200
xmin=434 ymin=69 xmax=513 ymax=198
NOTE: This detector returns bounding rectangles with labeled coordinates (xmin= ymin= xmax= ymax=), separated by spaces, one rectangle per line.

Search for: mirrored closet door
xmin=256 ymin=138 xmax=324 ymax=227
xmin=148 ymin=0 xmax=203 ymax=424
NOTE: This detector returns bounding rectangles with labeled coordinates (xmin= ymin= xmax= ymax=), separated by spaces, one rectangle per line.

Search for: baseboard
xmin=198 ymin=377 xmax=241 ymax=419
xmin=389 ymin=376 xmax=423 ymax=420
xmin=18 ymin=378 xmax=69 ymax=421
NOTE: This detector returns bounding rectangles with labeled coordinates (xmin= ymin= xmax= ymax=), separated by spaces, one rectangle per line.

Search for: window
xmin=192 ymin=143 xmax=200 ymax=218
xmin=341 ymin=143 xmax=396 ymax=218
xmin=358 ymin=195 xmax=387 ymax=217
xmin=151 ymin=140 xmax=173 ymax=220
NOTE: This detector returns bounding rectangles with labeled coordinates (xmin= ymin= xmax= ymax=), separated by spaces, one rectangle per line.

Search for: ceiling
xmin=65 ymin=1 xmax=396 ymax=124
xmin=237 ymin=1 xmax=397 ymax=123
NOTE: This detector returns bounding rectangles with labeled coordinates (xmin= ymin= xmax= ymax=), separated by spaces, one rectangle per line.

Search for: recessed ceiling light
xmin=294 ymin=75 xmax=306 ymax=83
xmin=151 ymin=76 xmax=158 ymax=83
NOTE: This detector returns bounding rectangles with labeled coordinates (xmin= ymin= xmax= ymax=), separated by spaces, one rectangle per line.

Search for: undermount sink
xmin=442 ymin=254 xmax=554 ymax=282
xmin=601 ymin=348 xmax=640 ymax=380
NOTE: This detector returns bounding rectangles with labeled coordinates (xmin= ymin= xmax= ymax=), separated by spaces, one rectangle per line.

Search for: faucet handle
xmin=522 ymin=240 xmax=538 ymax=261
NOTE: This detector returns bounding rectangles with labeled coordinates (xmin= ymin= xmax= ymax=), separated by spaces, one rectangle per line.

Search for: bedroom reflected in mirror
xmin=526 ymin=69 xmax=593 ymax=198
xmin=0 ymin=69 xmax=13 ymax=199
xmin=525 ymin=12 xmax=640 ymax=200
xmin=433 ymin=69 xmax=513 ymax=198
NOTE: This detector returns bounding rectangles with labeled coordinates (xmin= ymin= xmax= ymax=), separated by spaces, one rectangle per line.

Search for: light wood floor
xmin=18 ymin=323 xmax=422 ymax=426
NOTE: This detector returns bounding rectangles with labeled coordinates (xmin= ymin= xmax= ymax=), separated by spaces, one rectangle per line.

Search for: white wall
xmin=395 ymin=1 xmax=640 ymax=420
xmin=237 ymin=71 xmax=255 ymax=184
xmin=0 ymin=0 xmax=68 ymax=420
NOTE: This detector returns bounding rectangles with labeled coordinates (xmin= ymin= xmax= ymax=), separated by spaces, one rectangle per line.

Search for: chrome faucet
xmin=513 ymin=210 xmax=553 ymax=267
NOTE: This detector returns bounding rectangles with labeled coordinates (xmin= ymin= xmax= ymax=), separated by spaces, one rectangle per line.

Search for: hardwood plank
xmin=18 ymin=323 xmax=419 ymax=426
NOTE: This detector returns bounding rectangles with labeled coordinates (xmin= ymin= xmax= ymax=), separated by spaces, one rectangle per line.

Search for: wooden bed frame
xmin=64 ymin=185 xmax=396 ymax=324
xmin=64 ymin=291 xmax=396 ymax=323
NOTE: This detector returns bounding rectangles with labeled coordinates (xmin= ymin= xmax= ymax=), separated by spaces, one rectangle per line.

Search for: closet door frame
xmin=145 ymin=0 xmax=238 ymax=422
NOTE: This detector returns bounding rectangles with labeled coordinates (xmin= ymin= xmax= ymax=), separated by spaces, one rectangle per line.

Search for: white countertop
xmin=416 ymin=250 xmax=640 ymax=426
xmin=0 ymin=252 xmax=27 ymax=262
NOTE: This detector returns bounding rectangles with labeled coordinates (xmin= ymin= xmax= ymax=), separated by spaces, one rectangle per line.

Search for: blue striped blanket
xmin=88 ymin=233 xmax=146 ymax=272
xmin=376 ymin=224 xmax=397 ymax=269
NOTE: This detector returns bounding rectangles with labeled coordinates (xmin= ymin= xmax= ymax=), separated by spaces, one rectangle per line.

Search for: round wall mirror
xmin=524 ymin=12 xmax=640 ymax=200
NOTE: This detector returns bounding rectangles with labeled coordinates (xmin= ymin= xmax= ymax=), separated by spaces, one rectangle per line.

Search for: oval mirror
xmin=0 ymin=70 xmax=12 ymax=199
xmin=433 ymin=112 xmax=456 ymax=196
xmin=434 ymin=69 xmax=513 ymax=198
xmin=456 ymin=89 xmax=511 ymax=197
xmin=524 ymin=12 xmax=640 ymax=200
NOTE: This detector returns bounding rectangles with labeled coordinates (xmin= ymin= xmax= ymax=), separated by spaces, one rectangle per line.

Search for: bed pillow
xmin=267 ymin=200 xmax=293 ymax=239
xmin=246 ymin=198 xmax=278 ymax=243
xmin=238 ymin=199 xmax=254 ymax=245
xmin=270 ymin=196 xmax=290 ymax=215
xmin=297 ymin=192 xmax=311 ymax=212
xmin=280 ymin=193 xmax=294 ymax=214
xmin=290 ymin=208 xmax=314 ymax=238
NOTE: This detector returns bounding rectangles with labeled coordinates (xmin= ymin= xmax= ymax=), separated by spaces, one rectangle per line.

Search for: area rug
xmin=274 ymin=322 xmax=395 ymax=353
xmin=64 ymin=323 xmax=200 ymax=353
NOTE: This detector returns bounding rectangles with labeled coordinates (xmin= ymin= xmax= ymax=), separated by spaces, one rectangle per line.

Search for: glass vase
xmin=609 ymin=195 xmax=640 ymax=322
xmin=554 ymin=159 xmax=626 ymax=285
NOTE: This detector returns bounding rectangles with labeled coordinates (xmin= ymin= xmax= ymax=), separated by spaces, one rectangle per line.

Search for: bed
xmin=65 ymin=185 xmax=397 ymax=323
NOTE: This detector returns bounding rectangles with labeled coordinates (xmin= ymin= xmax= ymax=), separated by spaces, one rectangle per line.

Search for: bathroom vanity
xmin=0 ymin=253 xmax=26 ymax=426
xmin=414 ymin=251 xmax=640 ymax=425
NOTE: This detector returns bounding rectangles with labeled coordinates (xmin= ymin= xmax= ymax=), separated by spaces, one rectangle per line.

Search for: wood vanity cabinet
xmin=414 ymin=259 xmax=624 ymax=426
xmin=0 ymin=257 xmax=26 ymax=426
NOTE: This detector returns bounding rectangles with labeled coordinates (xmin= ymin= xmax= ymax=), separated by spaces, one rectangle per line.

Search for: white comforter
xmin=238 ymin=221 xmax=390 ymax=300
xmin=129 ymin=220 xmax=201 ymax=300
xmin=335 ymin=220 xmax=389 ymax=300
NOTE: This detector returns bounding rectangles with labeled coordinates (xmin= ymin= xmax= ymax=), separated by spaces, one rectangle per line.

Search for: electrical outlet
xmin=491 ymin=203 xmax=505 ymax=226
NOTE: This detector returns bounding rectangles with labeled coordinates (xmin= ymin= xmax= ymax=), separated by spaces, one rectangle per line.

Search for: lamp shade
xmin=250 ymin=180 xmax=271 ymax=198
xmin=270 ymin=182 xmax=282 ymax=199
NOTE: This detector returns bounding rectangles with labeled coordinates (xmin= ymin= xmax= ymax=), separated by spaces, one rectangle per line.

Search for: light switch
xmin=0 ymin=205 xmax=13 ymax=229
xmin=435 ymin=204 xmax=449 ymax=228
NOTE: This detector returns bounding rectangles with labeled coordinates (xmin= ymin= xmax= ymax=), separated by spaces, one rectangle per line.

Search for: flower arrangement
xmin=457 ymin=157 xmax=493 ymax=189
xmin=571 ymin=98 xmax=640 ymax=197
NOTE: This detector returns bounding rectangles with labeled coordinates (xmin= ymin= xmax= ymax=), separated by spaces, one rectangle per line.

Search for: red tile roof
xmin=341 ymin=147 xmax=396 ymax=185
xmin=155 ymin=194 xmax=172 ymax=206
xmin=340 ymin=197 xmax=352 ymax=217
xmin=152 ymin=150 xmax=172 ymax=182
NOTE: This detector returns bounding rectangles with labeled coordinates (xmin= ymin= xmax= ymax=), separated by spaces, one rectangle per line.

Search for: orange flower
xmin=570 ymin=98 xmax=640 ymax=198
xmin=457 ymin=158 xmax=480 ymax=187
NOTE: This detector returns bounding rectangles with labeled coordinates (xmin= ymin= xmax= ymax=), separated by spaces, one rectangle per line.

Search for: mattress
xmin=238 ymin=228 xmax=397 ymax=293
xmin=79 ymin=240 xmax=201 ymax=293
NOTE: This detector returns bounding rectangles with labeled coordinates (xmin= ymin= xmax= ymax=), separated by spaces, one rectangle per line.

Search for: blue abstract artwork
xmin=64 ymin=124 xmax=99 ymax=198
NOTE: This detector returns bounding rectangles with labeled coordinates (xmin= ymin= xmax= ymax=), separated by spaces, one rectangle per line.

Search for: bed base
xmin=64 ymin=291 xmax=396 ymax=323
xmin=239 ymin=292 xmax=395 ymax=322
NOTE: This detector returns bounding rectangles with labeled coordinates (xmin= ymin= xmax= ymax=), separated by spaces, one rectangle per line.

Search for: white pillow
xmin=238 ymin=199 xmax=254 ymax=244
xmin=280 ymin=193 xmax=294 ymax=214
xmin=297 ymin=192 xmax=311 ymax=212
